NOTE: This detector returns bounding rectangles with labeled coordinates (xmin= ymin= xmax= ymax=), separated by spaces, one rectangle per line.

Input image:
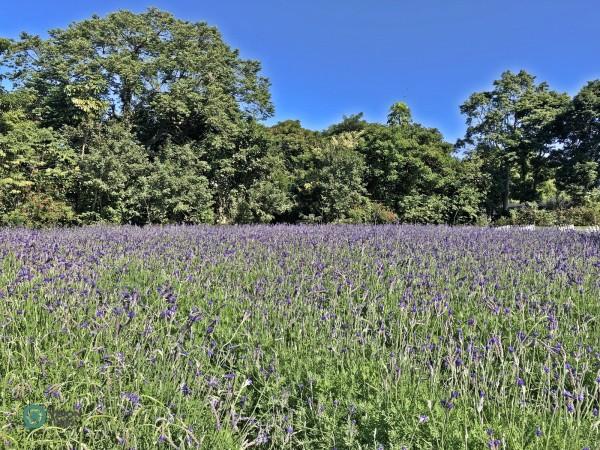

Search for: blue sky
xmin=1 ymin=0 xmax=599 ymax=142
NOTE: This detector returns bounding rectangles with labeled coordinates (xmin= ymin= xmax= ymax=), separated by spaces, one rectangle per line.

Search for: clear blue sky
xmin=1 ymin=0 xmax=599 ymax=142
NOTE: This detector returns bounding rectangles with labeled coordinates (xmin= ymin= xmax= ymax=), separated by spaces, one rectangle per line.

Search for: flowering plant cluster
xmin=0 ymin=225 xmax=598 ymax=448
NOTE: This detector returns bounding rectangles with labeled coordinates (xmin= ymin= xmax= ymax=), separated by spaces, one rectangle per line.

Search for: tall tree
xmin=459 ymin=70 xmax=569 ymax=215
xmin=2 ymin=9 xmax=272 ymax=138
xmin=295 ymin=132 xmax=372 ymax=223
xmin=332 ymin=103 xmax=462 ymax=223
xmin=1 ymin=8 xmax=275 ymax=224
xmin=268 ymin=120 xmax=323 ymax=222
xmin=554 ymin=80 xmax=600 ymax=203
xmin=387 ymin=101 xmax=412 ymax=126
xmin=137 ymin=141 xmax=214 ymax=224
xmin=71 ymin=122 xmax=149 ymax=224
xmin=0 ymin=89 xmax=76 ymax=225
xmin=217 ymin=122 xmax=292 ymax=224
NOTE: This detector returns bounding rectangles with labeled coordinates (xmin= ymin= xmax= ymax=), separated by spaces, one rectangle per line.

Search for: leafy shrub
xmin=474 ymin=213 xmax=491 ymax=226
xmin=399 ymin=194 xmax=448 ymax=224
xmin=369 ymin=202 xmax=398 ymax=224
xmin=494 ymin=216 xmax=512 ymax=226
xmin=556 ymin=204 xmax=600 ymax=226
xmin=2 ymin=193 xmax=75 ymax=227
xmin=493 ymin=202 xmax=600 ymax=226
xmin=506 ymin=204 xmax=558 ymax=226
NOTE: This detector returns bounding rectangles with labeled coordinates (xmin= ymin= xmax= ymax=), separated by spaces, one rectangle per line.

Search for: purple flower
xmin=44 ymin=385 xmax=62 ymax=399
xmin=121 ymin=392 xmax=141 ymax=408
xmin=181 ymin=383 xmax=192 ymax=397
xmin=567 ymin=402 xmax=575 ymax=413
xmin=441 ymin=399 xmax=454 ymax=410
xmin=256 ymin=430 xmax=269 ymax=445
xmin=160 ymin=304 xmax=177 ymax=319
xmin=488 ymin=439 xmax=502 ymax=449
xmin=188 ymin=308 xmax=202 ymax=323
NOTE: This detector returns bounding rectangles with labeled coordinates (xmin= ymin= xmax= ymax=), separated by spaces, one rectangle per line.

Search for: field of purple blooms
xmin=0 ymin=225 xmax=599 ymax=449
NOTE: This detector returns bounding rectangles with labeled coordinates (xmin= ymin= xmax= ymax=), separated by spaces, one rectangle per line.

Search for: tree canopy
xmin=1 ymin=9 xmax=599 ymax=226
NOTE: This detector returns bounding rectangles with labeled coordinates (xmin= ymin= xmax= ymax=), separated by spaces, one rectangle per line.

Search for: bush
xmin=507 ymin=204 xmax=558 ymax=226
xmin=475 ymin=213 xmax=491 ymax=226
xmin=369 ymin=202 xmax=398 ymax=224
xmin=399 ymin=194 xmax=447 ymax=224
xmin=308 ymin=201 xmax=399 ymax=224
xmin=492 ymin=202 xmax=600 ymax=226
xmin=556 ymin=204 xmax=600 ymax=226
xmin=2 ymin=193 xmax=75 ymax=227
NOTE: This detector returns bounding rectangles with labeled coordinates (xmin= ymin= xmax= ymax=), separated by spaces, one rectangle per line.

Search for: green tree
xmin=232 ymin=153 xmax=293 ymax=224
xmin=387 ymin=101 xmax=412 ymax=126
xmin=352 ymin=104 xmax=461 ymax=222
xmin=1 ymin=8 xmax=276 ymax=225
xmin=324 ymin=113 xmax=369 ymax=135
xmin=554 ymin=80 xmax=600 ymax=203
xmin=209 ymin=122 xmax=292 ymax=224
xmin=445 ymin=156 xmax=489 ymax=224
xmin=3 ymin=9 xmax=272 ymax=136
xmin=459 ymin=70 xmax=569 ymax=215
xmin=296 ymin=132 xmax=372 ymax=223
xmin=268 ymin=120 xmax=323 ymax=222
xmin=269 ymin=120 xmax=322 ymax=171
xmin=138 ymin=141 xmax=214 ymax=224
xmin=0 ymin=89 xmax=76 ymax=225
xmin=72 ymin=122 xmax=149 ymax=224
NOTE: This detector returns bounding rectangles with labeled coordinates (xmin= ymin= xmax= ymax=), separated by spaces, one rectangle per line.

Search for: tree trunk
xmin=502 ymin=165 xmax=510 ymax=214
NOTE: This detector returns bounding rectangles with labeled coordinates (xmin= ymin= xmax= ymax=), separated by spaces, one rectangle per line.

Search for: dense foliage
xmin=1 ymin=9 xmax=599 ymax=226
xmin=1 ymin=225 xmax=598 ymax=448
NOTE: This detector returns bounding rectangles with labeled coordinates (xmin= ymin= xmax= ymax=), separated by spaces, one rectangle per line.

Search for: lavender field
xmin=1 ymin=225 xmax=599 ymax=449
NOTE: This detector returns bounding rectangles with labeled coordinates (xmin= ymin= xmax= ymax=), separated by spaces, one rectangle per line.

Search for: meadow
xmin=0 ymin=225 xmax=598 ymax=449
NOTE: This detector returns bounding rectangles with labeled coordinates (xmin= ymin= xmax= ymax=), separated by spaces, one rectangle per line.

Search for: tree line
xmin=1 ymin=9 xmax=599 ymax=226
